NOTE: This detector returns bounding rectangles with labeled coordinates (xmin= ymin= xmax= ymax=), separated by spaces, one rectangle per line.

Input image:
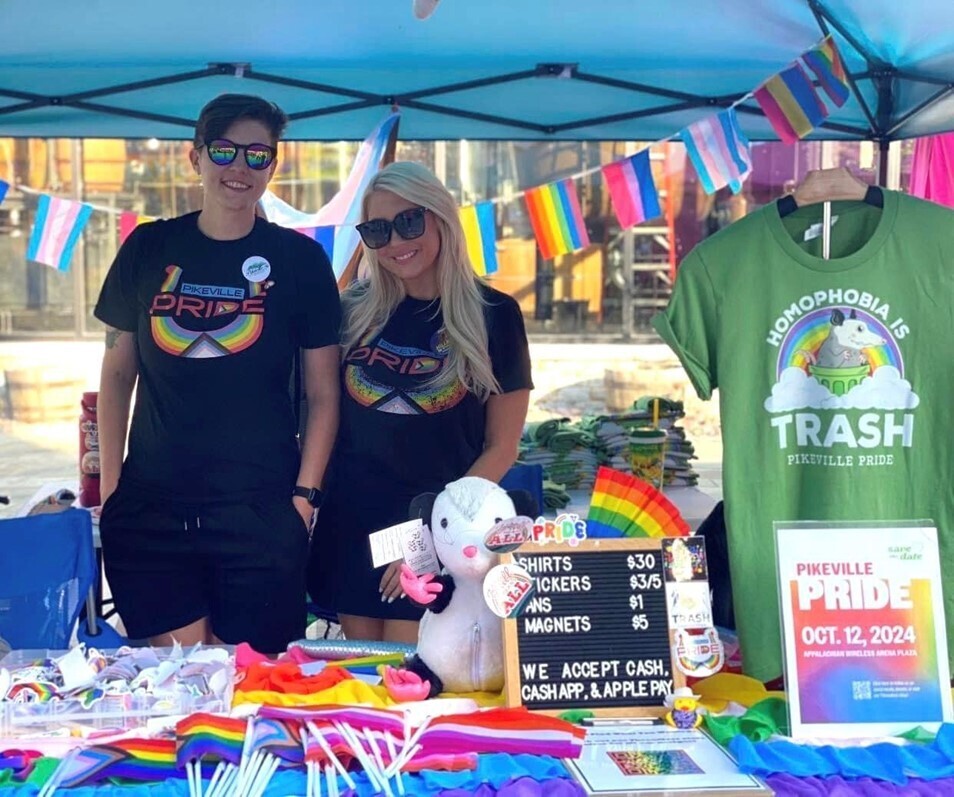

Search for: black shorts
xmin=100 ymin=484 xmax=309 ymax=653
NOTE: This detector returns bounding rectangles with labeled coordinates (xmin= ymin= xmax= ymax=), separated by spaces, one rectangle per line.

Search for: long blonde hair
xmin=341 ymin=161 xmax=499 ymax=400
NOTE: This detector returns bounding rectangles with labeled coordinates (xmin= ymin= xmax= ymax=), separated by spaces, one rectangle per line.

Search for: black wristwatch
xmin=292 ymin=485 xmax=324 ymax=508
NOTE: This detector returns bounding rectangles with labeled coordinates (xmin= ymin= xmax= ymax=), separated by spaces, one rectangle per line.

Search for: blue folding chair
xmin=0 ymin=508 xmax=97 ymax=650
xmin=501 ymin=463 xmax=545 ymax=517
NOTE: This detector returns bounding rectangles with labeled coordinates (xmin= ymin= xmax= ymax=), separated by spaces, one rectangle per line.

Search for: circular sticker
xmin=484 ymin=516 xmax=533 ymax=553
xmin=482 ymin=563 xmax=536 ymax=619
xmin=242 ymin=255 xmax=271 ymax=282
xmin=672 ymin=627 xmax=725 ymax=677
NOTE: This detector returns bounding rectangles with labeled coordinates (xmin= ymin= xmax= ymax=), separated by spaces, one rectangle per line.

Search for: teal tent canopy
xmin=1 ymin=0 xmax=953 ymax=141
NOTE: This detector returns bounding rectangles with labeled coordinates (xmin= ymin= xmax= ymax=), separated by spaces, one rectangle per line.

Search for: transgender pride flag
xmin=259 ymin=111 xmax=399 ymax=279
xmin=27 ymin=195 xmax=94 ymax=271
xmin=681 ymin=108 xmax=752 ymax=195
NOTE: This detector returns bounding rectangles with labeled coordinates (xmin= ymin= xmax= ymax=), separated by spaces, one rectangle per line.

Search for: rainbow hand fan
xmin=586 ymin=466 xmax=690 ymax=538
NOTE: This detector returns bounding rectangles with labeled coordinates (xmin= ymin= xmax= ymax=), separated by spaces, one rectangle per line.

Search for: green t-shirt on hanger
xmin=653 ymin=189 xmax=954 ymax=682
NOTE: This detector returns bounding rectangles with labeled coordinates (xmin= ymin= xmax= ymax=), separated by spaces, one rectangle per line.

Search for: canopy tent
xmin=1 ymin=0 xmax=954 ymax=144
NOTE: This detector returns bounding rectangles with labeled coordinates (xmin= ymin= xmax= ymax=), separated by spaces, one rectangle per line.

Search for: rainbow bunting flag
xmin=524 ymin=178 xmax=590 ymax=260
xmin=460 ymin=201 xmax=499 ymax=276
xmin=754 ymin=62 xmax=829 ymax=144
xmin=118 ymin=211 xmax=150 ymax=244
xmin=58 ymin=738 xmax=178 ymax=788
xmin=681 ymin=109 xmax=752 ymax=195
xmin=0 ymin=179 xmax=8 ymax=206
xmin=802 ymin=35 xmax=851 ymax=109
xmin=586 ymin=466 xmax=690 ymax=539
xmin=176 ymin=713 xmax=246 ymax=765
xmin=601 ymin=150 xmax=662 ymax=229
xmin=26 ymin=194 xmax=94 ymax=271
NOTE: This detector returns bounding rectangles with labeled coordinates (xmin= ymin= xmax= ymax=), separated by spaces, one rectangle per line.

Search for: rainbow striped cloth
xmin=681 ymin=108 xmax=752 ymax=195
xmin=176 ymin=712 xmax=246 ymax=766
xmin=460 ymin=201 xmax=499 ymax=276
xmin=802 ymin=35 xmax=851 ymax=109
xmin=57 ymin=739 xmax=178 ymax=788
xmin=601 ymin=150 xmax=661 ymax=229
xmin=524 ymin=178 xmax=590 ymax=259
xmin=754 ymin=62 xmax=829 ymax=144
xmin=26 ymin=194 xmax=94 ymax=272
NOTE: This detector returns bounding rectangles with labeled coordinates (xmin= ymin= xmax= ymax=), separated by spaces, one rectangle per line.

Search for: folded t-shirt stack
xmin=519 ymin=419 xmax=600 ymax=493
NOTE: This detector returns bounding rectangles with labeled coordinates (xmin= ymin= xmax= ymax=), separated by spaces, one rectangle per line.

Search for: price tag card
xmin=368 ymin=520 xmax=417 ymax=569
xmin=776 ymin=521 xmax=953 ymax=738
xmin=401 ymin=521 xmax=440 ymax=576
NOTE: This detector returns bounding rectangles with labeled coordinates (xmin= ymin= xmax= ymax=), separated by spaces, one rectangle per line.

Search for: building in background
xmin=0 ymin=137 xmax=904 ymax=340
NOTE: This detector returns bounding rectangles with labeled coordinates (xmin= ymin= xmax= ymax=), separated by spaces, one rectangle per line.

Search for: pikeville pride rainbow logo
xmin=149 ymin=265 xmax=268 ymax=358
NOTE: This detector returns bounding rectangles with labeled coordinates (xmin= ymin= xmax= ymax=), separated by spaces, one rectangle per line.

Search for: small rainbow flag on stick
xmin=681 ymin=109 xmax=752 ymax=195
xmin=754 ymin=62 xmax=829 ymax=144
xmin=460 ymin=201 xmax=499 ymax=275
xmin=26 ymin=194 xmax=93 ymax=272
xmin=176 ymin=713 xmax=246 ymax=766
xmin=586 ymin=466 xmax=690 ymax=539
xmin=601 ymin=150 xmax=662 ymax=229
xmin=524 ymin=179 xmax=590 ymax=260
xmin=802 ymin=35 xmax=851 ymax=109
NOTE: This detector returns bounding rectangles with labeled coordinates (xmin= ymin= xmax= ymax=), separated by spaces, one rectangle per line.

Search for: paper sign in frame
xmin=775 ymin=519 xmax=953 ymax=739
xmin=501 ymin=537 xmax=685 ymax=718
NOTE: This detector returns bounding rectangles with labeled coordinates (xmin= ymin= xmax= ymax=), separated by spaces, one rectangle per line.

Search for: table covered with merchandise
xmin=4 ymin=639 xmax=954 ymax=797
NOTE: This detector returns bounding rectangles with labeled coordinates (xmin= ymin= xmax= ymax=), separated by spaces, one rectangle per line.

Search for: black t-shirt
xmin=94 ymin=212 xmax=341 ymax=504
xmin=320 ymin=285 xmax=532 ymax=534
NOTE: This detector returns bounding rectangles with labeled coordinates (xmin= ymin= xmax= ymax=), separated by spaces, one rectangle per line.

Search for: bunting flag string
xmin=601 ymin=150 xmax=662 ymax=229
xmin=681 ymin=108 xmax=753 ymax=195
xmin=5 ymin=33 xmax=851 ymax=273
xmin=524 ymin=178 xmax=590 ymax=259
xmin=459 ymin=201 xmax=499 ymax=276
xmin=25 ymin=194 xmax=94 ymax=272
xmin=803 ymin=35 xmax=851 ymax=109
xmin=119 ymin=211 xmax=151 ymax=244
xmin=753 ymin=62 xmax=829 ymax=144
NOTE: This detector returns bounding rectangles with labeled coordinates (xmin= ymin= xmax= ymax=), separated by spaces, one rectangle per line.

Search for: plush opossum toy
xmin=383 ymin=476 xmax=536 ymax=701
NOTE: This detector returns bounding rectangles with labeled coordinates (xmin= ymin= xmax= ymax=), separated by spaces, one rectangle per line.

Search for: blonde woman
xmin=307 ymin=161 xmax=532 ymax=644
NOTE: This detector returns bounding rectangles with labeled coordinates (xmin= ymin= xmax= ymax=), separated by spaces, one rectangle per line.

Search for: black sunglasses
xmin=202 ymin=138 xmax=276 ymax=170
xmin=356 ymin=207 xmax=428 ymax=249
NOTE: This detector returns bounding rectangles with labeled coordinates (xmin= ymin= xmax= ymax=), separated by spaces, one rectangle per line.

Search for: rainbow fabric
xmin=118 ymin=211 xmax=150 ymax=244
xmin=680 ymin=109 xmax=752 ymax=195
xmin=587 ymin=466 xmax=690 ymax=538
xmin=58 ymin=739 xmax=178 ymax=788
xmin=601 ymin=150 xmax=661 ymax=228
xmin=802 ymin=35 xmax=851 ymax=109
xmin=524 ymin=179 xmax=590 ymax=259
xmin=26 ymin=194 xmax=94 ymax=271
xmin=754 ymin=63 xmax=829 ymax=144
xmin=175 ymin=713 xmax=246 ymax=766
xmin=460 ymin=201 xmax=499 ymax=276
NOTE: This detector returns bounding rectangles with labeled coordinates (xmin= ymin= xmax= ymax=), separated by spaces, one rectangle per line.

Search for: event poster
xmin=776 ymin=522 xmax=953 ymax=738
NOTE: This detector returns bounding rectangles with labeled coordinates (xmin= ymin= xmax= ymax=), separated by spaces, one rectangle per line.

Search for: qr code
xmin=852 ymin=680 xmax=872 ymax=700
xmin=406 ymin=532 xmax=426 ymax=553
